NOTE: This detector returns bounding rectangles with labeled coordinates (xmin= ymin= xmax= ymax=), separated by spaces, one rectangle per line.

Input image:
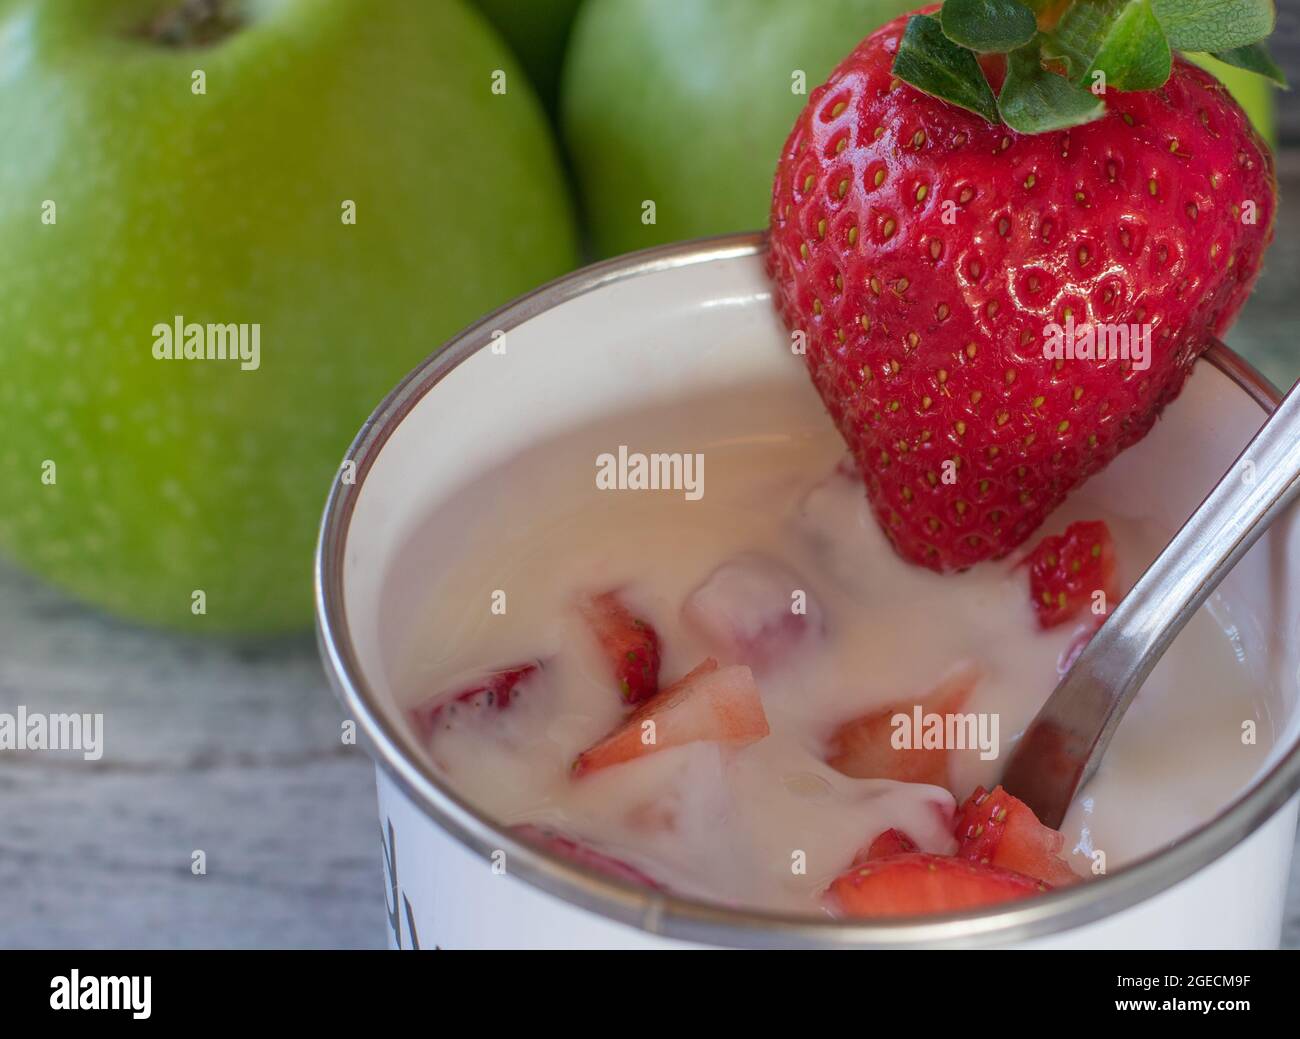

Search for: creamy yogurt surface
xmin=389 ymin=380 xmax=1272 ymax=915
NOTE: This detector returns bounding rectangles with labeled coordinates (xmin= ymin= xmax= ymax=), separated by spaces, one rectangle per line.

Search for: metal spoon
xmin=1001 ymin=353 xmax=1300 ymax=828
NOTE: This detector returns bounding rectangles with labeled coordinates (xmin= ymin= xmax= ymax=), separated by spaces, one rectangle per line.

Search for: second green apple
xmin=562 ymin=0 xmax=929 ymax=257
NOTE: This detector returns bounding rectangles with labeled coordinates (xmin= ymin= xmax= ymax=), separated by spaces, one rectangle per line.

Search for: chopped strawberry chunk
xmin=954 ymin=785 xmax=1080 ymax=887
xmin=578 ymin=591 xmax=662 ymax=704
xmin=1027 ymin=520 xmax=1118 ymax=630
xmin=408 ymin=662 xmax=541 ymax=742
xmin=681 ymin=554 xmax=822 ymax=672
xmin=825 ymin=663 xmax=981 ymax=788
xmin=828 ymin=852 xmax=1047 ymax=917
xmin=861 ymin=828 xmax=918 ymax=862
xmin=572 ymin=659 xmax=769 ymax=777
xmin=512 ymin=825 xmax=663 ymax=890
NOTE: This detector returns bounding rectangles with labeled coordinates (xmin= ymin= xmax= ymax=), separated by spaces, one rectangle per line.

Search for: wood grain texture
xmin=0 ymin=562 xmax=382 ymax=949
xmin=1 ymin=163 xmax=1299 ymax=949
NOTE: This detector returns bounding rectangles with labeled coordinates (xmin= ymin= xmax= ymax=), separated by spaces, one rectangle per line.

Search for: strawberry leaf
xmin=1150 ymin=0 xmax=1274 ymax=52
xmin=892 ymin=13 xmax=1000 ymax=123
xmin=1211 ymin=41 xmax=1288 ymax=85
xmin=999 ymin=38 xmax=1107 ymax=132
xmin=941 ymin=0 xmax=1038 ymax=53
xmin=1044 ymin=0 xmax=1172 ymax=92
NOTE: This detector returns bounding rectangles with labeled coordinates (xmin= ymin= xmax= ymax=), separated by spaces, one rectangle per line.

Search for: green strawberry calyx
xmin=893 ymin=0 xmax=1287 ymax=134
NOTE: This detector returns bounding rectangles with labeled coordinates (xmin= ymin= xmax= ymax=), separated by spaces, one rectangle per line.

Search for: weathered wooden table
xmin=3 ymin=163 xmax=1299 ymax=949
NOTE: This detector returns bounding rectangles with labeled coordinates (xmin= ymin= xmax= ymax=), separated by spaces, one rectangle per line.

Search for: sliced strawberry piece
xmin=828 ymin=852 xmax=1047 ymax=917
xmin=578 ymin=591 xmax=662 ymax=704
xmin=512 ymin=825 xmax=663 ymax=891
xmin=954 ymin=785 xmax=1080 ymax=887
xmin=826 ymin=663 xmax=980 ymax=787
xmin=572 ymin=659 xmax=769 ymax=777
xmin=408 ymin=662 xmax=541 ymax=742
xmin=861 ymin=828 xmax=918 ymax=862
xmin=1027 ymin=521 xmax=1119 ymax=630
xmin=681 ymin=554 xmax=822 ymax=672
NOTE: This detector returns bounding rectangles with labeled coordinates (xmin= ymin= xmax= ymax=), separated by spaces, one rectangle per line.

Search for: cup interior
xmin=322 ymin=236 xmax=1300 ymax=941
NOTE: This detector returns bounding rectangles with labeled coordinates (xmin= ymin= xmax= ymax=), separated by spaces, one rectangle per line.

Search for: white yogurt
xmin=391 ymin=381 xmax=1273 ymax=914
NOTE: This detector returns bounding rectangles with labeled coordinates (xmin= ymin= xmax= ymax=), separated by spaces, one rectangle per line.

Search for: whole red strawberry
xmin=768 ymin=9 xmax=1276 ymax=572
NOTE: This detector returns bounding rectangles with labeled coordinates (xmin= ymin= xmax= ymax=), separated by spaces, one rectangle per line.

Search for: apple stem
xmin=146 ymin=0 xmax=242 ymax=48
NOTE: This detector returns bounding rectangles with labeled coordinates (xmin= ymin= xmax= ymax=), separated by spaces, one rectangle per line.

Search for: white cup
xmin=316 ymin=234 xmax=1300 ymax=948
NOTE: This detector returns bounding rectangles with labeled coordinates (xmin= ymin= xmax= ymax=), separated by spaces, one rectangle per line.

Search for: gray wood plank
xmin=0 ymin=562 xmax=383 ymax=949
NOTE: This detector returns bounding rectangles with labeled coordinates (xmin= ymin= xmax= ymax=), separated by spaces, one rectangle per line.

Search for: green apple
xmin=1187 ymin=53 xmax=1276 ymax=146
xmin=562 ymin=0 xmax=917 ymax=257
xmin=0 ymin=0 xmax=579 ymax=633
xmin=470 ymin=0 xmax=583 ymax=116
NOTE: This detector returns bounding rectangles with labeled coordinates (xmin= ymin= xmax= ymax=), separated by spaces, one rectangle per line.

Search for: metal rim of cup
xmin=314 ymin=231 xmax=1299 ymax=949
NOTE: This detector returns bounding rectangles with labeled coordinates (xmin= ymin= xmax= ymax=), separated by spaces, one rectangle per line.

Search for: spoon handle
xmin=1003 ymin=366 xmax=1300 ymax=828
